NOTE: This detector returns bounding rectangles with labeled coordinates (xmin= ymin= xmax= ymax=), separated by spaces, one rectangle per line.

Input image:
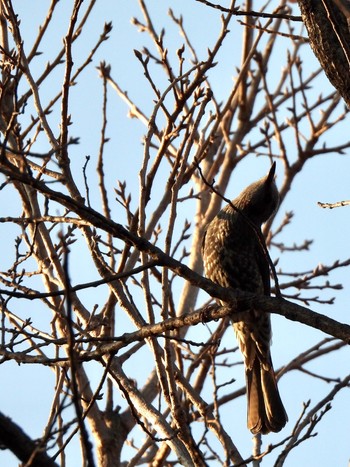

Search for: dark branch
xmin=0 ymin=411 xmax=58 ymax=467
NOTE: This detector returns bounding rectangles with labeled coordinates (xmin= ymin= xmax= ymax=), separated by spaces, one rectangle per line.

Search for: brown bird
xmin=202 ymin=162 xmax=287 ymax=434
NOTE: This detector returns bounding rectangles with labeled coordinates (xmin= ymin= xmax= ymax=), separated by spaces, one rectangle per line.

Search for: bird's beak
xmin=266 ymin=161 xmax=276 ymax=184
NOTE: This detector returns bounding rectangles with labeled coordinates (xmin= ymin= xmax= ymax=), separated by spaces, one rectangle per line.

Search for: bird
xmin=201 ymin=162 xmax=287 ymax=434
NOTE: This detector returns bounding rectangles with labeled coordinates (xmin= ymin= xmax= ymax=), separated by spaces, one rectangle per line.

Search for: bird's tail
xmin=246 ymin=358 xmax=288 ymax=434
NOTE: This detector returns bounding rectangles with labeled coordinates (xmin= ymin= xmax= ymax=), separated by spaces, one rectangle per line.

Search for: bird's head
xmin=233 ymin=162 xmax=279 ymax=225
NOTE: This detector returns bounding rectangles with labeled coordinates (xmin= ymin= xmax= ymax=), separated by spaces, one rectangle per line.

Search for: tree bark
xmin=299 ymin=0 xmax=350 ymax=107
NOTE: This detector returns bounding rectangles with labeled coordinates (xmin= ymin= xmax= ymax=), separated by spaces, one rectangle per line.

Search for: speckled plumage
xmin=202 ymin=163 xmax=287 ymax=434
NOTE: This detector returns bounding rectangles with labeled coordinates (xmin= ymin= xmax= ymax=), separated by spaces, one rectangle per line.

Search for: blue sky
xmin=1 ymin=1 xmax=350 ymax=465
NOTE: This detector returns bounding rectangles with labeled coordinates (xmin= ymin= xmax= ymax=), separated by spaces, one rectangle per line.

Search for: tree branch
xmin=0 ymin=411 xmax=58 ymax=467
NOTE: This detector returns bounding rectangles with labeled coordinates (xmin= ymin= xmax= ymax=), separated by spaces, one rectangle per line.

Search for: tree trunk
xmin=299 ymin=0 xmax=350 ymax=107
